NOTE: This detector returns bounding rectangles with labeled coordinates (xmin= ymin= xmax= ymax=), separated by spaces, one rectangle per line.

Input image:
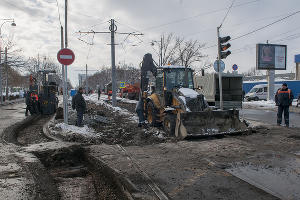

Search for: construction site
xmin=1 ymin=0 xmax=300 ymax=199
xmin=1 ymin=55 xmax=300 ymax=199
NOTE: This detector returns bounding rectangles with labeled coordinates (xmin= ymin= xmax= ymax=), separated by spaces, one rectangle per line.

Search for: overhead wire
xmin=219 ymin=0 xmax=236 ymax=28
xmin=141 ymin=0 xmax=261 ymax=31
xmin=198 ymin=10 xmax=300 ymax=52
xmin=231 ymin=10 xmax=300 ymax=41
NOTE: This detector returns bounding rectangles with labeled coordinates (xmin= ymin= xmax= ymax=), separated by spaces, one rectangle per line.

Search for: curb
xmin=1 ymin=115 xmax=39 ymax=144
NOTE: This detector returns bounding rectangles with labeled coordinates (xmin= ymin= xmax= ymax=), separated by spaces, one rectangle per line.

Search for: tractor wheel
xmin=163 ymin=114 xmax=176 ymax=136
xmin=147 ymin=101 xmax=159 ymax=126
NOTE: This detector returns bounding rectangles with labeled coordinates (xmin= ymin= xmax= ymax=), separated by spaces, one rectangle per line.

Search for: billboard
xmin=256 ymin=44 xmax=287 ymax=70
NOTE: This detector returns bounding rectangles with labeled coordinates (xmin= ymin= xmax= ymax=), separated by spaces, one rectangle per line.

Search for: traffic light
xmin=219 ymin=36 xmax=231 ymax=59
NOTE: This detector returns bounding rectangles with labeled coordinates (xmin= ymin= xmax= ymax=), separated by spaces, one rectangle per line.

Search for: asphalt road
xmin=0 ymin=103 xmax=26 ymax=133
xmin=240 ymin=108 xmax=300 ymax=128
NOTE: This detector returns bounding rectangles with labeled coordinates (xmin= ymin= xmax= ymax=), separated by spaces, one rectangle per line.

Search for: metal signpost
xmin=0 ymin=47 xmax=2 ymax=104
xmin=295 ymin=54 xmax=300 ymax=80
xmin=57 ymin=48 xmax=75 ymax=124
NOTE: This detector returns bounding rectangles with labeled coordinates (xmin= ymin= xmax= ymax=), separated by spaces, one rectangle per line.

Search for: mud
xmin=34 ymin=146 xmax=127 ymax=200
xmin=4 ymin=111 xmax=132 ymax=200
xmin=17 ymin=116 xmax=53 ymax=146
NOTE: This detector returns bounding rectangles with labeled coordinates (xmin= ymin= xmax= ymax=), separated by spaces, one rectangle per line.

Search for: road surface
xmin=0 ymin=103 xmax=26 ymax=133
xmin=240 ymin=108 xmax=300 ymax=128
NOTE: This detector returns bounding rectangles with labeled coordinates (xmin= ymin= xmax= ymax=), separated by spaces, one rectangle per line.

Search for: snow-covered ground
xmin=84 ymin=94 xmax=139 ymax=122
xmin=53 ymin=94 xmax=139 ymax=140
xmin=55 ymin=122 xmax=98 ymax=137
xmin=243 ymin=100 xmax=276 ymax=109
xmin=243 ymin=99 xmax=298 ymax=109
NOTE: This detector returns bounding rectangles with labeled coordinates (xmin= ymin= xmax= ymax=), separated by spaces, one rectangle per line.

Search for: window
xmin=257 ymin=88 xmax=263 ymax=93
xmin=155 ymin=71 xmax=164 ymax=93
xmin=249 ymin=87 xmax=257 ymax=93
xmin=264 ymin=87 xmax=268 ymax=92
xmin=165 ymin=69 xmax=194 ymax=90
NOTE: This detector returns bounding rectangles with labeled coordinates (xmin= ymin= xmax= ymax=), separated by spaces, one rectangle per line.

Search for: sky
xmin=0 ymin=0 xmax=300 ymax=86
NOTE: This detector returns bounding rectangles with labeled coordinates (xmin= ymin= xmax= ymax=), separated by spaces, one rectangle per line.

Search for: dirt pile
xmin=50 ymin=102 xmax=168 ymax=146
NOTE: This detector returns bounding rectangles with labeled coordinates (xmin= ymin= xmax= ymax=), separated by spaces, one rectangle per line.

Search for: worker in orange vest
xmin=30 ymin=91 xmax=39 ymax=114
xmin=275 ymin=83 xmax=294 ymax=127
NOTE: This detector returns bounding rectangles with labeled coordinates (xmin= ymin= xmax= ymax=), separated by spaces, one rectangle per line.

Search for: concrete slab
xmin=226 ymin=152 xmax=300 ymax=200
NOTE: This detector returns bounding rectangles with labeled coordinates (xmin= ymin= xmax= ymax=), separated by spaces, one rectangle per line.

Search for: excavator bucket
xmin=175 ymin=109 xmax=247 ymax=139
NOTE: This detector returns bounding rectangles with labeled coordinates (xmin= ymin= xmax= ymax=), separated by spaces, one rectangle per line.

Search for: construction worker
xmin=30 ymin=91 xmax=39 ymax=114
xmin=135 ymin=98 xmax=147 ymax=128
xmin=72 ymin=87 xmax=86 ymax=127
xmin=275 ymin=83 xmax=294 ymax=127
xmin=25 ymin=91 xmax=31 ymax=116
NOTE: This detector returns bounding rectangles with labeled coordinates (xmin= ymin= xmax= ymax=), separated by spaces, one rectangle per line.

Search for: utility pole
xmin=217 ymin=27 xmax=223 ymax=110
xmin=77 ymin=19 xmax=143 ymax=107
xmin=0 ymin=46 xmax=2 ymax=104
xmin=85 ymin=64 xmax=88 ymax=94
xmin=75 ymin=67 xmax=98 ymax=93
xmin=37 ymin=54 xmax=40 ymax=93
xmin=5 ymin=47 xmax=8 ymax=99
xmin=160 ymin=36 xmax=163 ymax=66
xmin=63 ymin=0 xmax=69 ymax=123
xmin=61 ymin=25 xmax=68 ymax=124
xmin=110 ymin=19 xmax=117 ymax=106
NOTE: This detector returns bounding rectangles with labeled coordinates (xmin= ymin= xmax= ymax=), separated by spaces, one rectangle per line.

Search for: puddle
xmin=226 ymin=155 xmax=300 ymax=200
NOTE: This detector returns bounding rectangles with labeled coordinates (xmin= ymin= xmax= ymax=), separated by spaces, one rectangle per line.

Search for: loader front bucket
xmin=175 ymin=110 xmax=247 ymax=139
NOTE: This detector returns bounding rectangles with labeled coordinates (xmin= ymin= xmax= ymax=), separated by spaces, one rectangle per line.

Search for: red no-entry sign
xmin=57 ymin=48 xmax=75 ymax=65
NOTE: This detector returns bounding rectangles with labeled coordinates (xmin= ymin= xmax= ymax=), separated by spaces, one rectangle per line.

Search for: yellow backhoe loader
xmin=140 ymin=54 xmax=247 ymax=139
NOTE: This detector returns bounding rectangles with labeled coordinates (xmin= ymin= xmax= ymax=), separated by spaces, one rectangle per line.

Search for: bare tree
xmin=243 ymin=67 xmax=263 ymax=76
xmin=176 ymin=39 xmax=206 ymax=67
xmin=160 ymin=33 xmax=183 ymax=65
xmin=85 ymin=63 xmax=141 ymax=90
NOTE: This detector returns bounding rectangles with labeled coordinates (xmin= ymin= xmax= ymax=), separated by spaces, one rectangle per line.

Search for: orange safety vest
xmin=30 ymin=93 xmax=39 ymax=101
xmin=277 ymin=89 xmax=291 ymax=99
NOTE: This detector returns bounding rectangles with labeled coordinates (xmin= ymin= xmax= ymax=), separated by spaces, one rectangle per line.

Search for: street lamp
xmin=0 ymin=18 xmax=16 ymax=104
xmin=151 ymin=38 xmax=163 ymax=66
xmin=0 ymin=19 xmax=16 ymax=35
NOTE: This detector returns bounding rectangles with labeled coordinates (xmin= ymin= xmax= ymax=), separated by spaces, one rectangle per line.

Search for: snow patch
xmin=55 ymin=122 xmax=96 ymax=136
xmin=179 ymin=88 xmax=198 ymax=98
xmin=243 ymin=100 xmax=276 ymax=108
xmin=84 ymin=94 xmax=139 ymax=122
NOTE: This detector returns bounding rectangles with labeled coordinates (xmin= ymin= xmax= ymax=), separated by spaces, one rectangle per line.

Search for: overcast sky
xmin=1 ymin=0 xmax=299 ymax=86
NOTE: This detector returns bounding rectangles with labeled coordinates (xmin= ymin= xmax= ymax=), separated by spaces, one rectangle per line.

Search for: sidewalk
xmin=0 ymin=103 xmax=33 ymax=199
xmin=0 ymin=98 xmax=25 ymax=107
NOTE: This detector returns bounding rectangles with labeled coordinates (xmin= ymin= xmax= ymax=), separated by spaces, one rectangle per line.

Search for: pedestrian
xmin=25 ymin=91 xmax=31 ymax=116
xmin=135 ymin=98 xmax=147 ymax=128
xmin=72 ymin=87 xmax=86 ymax=127
xmin=275 ymin=83 xmax=294 ymax=127
xmin=98 ymin=87 xmax=101 ymax=100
